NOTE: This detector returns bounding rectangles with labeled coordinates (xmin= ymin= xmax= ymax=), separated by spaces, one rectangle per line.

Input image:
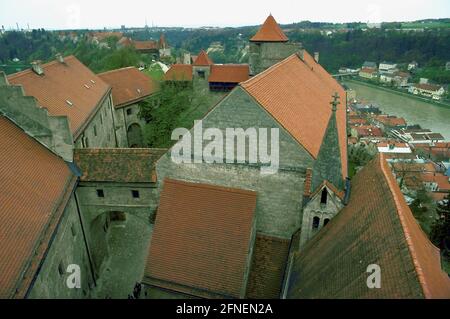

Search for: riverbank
xmin=344 ymin=78 xmax=450 ymax=109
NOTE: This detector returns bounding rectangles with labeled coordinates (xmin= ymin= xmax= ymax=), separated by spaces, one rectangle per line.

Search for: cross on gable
xmin=330 ymin=92 xmax=340 ymax=111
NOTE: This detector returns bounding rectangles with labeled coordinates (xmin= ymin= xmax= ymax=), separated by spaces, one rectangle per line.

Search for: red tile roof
xmin=144 ymin=178 xmax=257 ymax=298
xmin=164 ymin=64 xmax=193 ymax=81
xmin=250 ymin=15 xmax=289 ymax=42
xmin=74 ymin=148 xmax=167 ymax=183
xmin=208 ymin=64 xmax=249 ymax=83
xmin=7 ymin=55 xmax=110 ymax=138
xmin=246 ymin=235 xmax=290 ymax=298
xmin=287 ymin=154 xmax=450 ymax=298
xmin=98 ymin=67 xmax=159 ymax=108
xmin=133 ymin=40 xmax=158 ymax=51
xmin=0 ymin=116 xmax=75 ymax=298
xmin=241 ymin=52 xmax=348 ymax=178
xmin=193 ymin=50 xmax=213 ymax=66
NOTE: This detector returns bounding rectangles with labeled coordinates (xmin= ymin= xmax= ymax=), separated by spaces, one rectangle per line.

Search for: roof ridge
xmin=378 ymin=153 xmax=436 ymax=298
xmin=98 ymin=66 xmax=136 ymax=75
xmin=165 ymin=178 xmax=256 ymax=196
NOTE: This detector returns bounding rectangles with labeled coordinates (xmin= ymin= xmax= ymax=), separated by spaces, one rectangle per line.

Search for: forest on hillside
xmin=1 ymin=22 xmax=450 ymax=83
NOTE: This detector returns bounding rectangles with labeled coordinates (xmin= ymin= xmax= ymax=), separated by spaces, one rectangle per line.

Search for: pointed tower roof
xmin=250 ymin=15 xmax=289 ymax=42
xmin=311 ymin=93 xmax=344 ymax=191
xmin=193 ymin=50 xmax=213 ymax=66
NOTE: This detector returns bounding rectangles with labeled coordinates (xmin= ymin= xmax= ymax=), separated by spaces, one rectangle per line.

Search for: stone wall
xmin=74 ymin=93 xmax=117 ymax=148
xmin=249 ymin=42 xmax=301 ymax=76
xmin=155 ymin=87 xmax=314 ymax=239
xmin=114 ymin=103 xmax=147 ymax=148
xmin=75 ymin=182 xmax=159 ymax=274
xmin=299 ymin=186 xmax=344 ymax=248
xmin=28 ymin=195 xmax=95 ymax=298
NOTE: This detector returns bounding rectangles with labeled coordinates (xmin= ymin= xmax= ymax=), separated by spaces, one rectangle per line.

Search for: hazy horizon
xmin=0 ymin=0 xmax=449 ymax=30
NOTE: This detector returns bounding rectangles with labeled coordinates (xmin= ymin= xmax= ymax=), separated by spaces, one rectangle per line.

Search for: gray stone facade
xmin=249 ymin=42 xmax=301 ymax=76
xmin=156 ymin=87 xmax=314 ymax=239
xmin=27 ymin=194 xmax=95 ymax=298
xmin=113 ymin=103 xmax=147 ymax=148
xmin=74 ymin=93 xmax=118 ymax=149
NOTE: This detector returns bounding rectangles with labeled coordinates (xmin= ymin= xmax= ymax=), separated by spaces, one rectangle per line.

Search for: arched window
xmin=320 ymin=188 xmax=328 ymax=204
xmin=312 ymin=216 xmax=320 ymax=230
xmin=324 ymin=218 xmax=330 ymax=226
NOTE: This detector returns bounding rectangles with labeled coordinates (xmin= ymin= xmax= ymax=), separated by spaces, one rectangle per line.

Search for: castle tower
xmin=249 ymin=15 xmax=302 ymax=75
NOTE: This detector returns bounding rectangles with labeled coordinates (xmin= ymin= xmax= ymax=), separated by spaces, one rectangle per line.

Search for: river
xmin=344 ymin=81 xmax=450 ymax=141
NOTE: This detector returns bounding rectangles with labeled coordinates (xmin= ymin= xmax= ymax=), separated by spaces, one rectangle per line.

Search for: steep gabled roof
xmin=7 ymin=55 xmax=110 ymax=138
xmin=193 ymin=50 xmax=213 ymax=66
xmin=0 ymin=116 xmax=75 ymax=298
xmin=143 ymin=178 xmax=257 ymax=298
xmin=164 ymin=64 xmax=193 ymax=81
xmin=241 ymin=51 xmax=347 ymax=178
xmin=250 ymin=15 xmax=289 ymax=42
xmin=208 ymin=64 xmax=250 ymax=83
xmin=286 ymin=154 xmax=450 ymax=299
xmin=98 ymin=67 xmax=159 ymax=108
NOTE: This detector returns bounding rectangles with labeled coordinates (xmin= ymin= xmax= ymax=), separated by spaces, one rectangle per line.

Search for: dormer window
xmin=320 ymin=188 xmax=328 ymax=204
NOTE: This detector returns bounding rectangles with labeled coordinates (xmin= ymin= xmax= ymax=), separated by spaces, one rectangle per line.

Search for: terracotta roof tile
xmin=7 ymin=55 xmax=110 ymax=138
xmin=164 ymin=64 xmax=193 ymax=81
xmin=0 ymin=116 xmax=74 ymax=298
xmin=287 ymin=154 xmax=450 ymax=298
xmin=208 ymin=64 xmax=249 ymax=83
xmin=144 ymin=178 xmax=257 ymax=298
xmin=133 ymin=40 xmax=158 ymax=50
xmin=250 ymin=15 xmax=289 ymax=42
xmin=98 ymin=67 xmax=159 ymax=108
xmin=193 ymin=50 xmax=213 ymax=66
xmin=241 ymin=52 xmax=348 ymax=178
xmin=74 ymin=148 xmax=166 ymax=183
xmin=246 ymin=235 xmax=290 ymax=298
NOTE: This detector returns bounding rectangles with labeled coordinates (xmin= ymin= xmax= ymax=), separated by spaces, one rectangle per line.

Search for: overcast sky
xmin=1 ymin=0 xmax=449 ymax=30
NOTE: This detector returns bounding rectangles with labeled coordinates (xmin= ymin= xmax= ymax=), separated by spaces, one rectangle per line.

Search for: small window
xmin=96 ymin=189 xmax=104 ymax=197
xmin=197 ymin=70 xmax=205 ymax=78
xmin=324 ymin=218 xmax=330 ymax=226
xmin=100 ymin=114 xmax=103 ymax=124
xmin=312 ymin=216 xmax=320 ymax=230
xmin=132 ymin=190 xmax=140 ymax=198
xmin=71 ymin=223 xmax=77 ymax=237
xmin=93 ymin=125 xmax=97 ymax=136
xmin=58 ymin=261 xmax=65 ymax=276
xmin=85 ymin=137 xmax=89 ymax=148
xmin=320 ymin=188 xmax=328 ymax=204
xmin=127 ymin=108 xmax=132 ymax=115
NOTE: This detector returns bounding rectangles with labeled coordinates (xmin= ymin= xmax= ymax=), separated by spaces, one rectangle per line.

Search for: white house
xmin=379 ymin=61 xmax=398 ymax=74
xmin=409 ymin=83 xmax=446 ymax=100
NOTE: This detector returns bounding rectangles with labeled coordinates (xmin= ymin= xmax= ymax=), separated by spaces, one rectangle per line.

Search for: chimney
xmin=55 ymin=53 xmax=64 ymax=63
xmin=31 ymin=61 xmax=44 ymax=75
xmin=314 ymin=52 xmax=320 ymax=63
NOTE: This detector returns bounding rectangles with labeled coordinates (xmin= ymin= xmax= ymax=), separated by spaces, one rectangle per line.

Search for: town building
xmin=7 ymin=55 xmax=117 ymax=149
xmin=378 ymin=61 xmax=398 ymax=74
xmin=408 ymin=61 xmax=418 ymax=70
xmin=98 ymin=67 xmax=159 ymax=147
xmin=359 ymin=67 xmax=378 ymax=79
xmin=409 ymin=83 xmax=446 ymax=100
xmin=362 ymin=61 xmax=377 ymax=69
